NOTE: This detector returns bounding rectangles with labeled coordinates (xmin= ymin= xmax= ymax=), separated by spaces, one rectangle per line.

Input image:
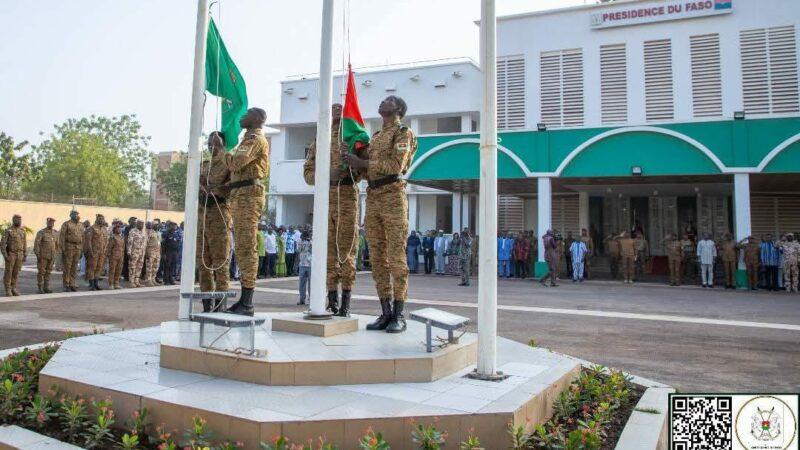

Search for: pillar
xmin=733 ymin=173 xmax=751 ymax=289
xmin=461 ymin=194 xmax=471 ymax=232
xmin=274 ymin=195 xmax=285 ymax=227
xmin=452 ymin=192 xmax=463 ymax=233
xmin=359 ymin=191 xmax=366 ymax=225
xmin=408 ymin=194 xmax=418 ymax=232
xmin=535 ymin=177 xmax=552 ymax=278
xmin=578 ymin=191 xmax=589 ymax=232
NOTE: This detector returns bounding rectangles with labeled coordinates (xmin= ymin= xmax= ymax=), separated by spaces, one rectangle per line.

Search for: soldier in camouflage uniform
xmin=619 ymin=232 xmax=636 ymax=284
xmin=127 ymin=220 xmax=146 ymax=288
xmin=738 ymin=236 xmax=761 ymax=290
xmin=680 ymin=234 xmax=697 ymax=284
xmin=304 ymin=104 xmax=360 ymax=317
xmin=458 ymin=229 xmax=473 ymax=287
xmin=664 ymin=233 xmax=683 ymax=286
xmin=106 ymin=222 xmax=125 ymax=289
xmin=720 ymin=232 xmax=738 ymax=289
xmin=85 ymin=214 xmax=109 ymax=291
xmin=198 ymin=131 xmax=232 ymax=312
xmin=224 ymin=108 xmax=269 ymax=316
xmin=34 ymin=218 xmax=58 ymax=293
xmin=2 ymin=215 xmax=27 ymax=296
xmin=144 ymin=222 xmax=161 ymax=286
xmin=59 ymin=211 xmax=83 ymax=292
xmin=778 ymin=233 xmax=800 ymax=292
xmin=604 ymin=234 xmax=621 ymax=280
xmin=343 ymin=96 xmax=417 ymax=333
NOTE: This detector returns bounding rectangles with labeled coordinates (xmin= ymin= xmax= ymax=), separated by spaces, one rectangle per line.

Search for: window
xmin=497 ymin=55 xmax=526 ymax=129
xmin=600 ymin=43 xmax=628 ymax=124
xmin=644 ymin=39 xmax=674 ymax=121
xmin=418 ymin=116 xmax=461 ymax=134
xmin=690 ymin=34 xmax=722 ymax=118
xmin=284 ymin=126 xmax=316 ymax=160
xmin=540 ymin=49 xmax=584 ymax=128
xmin=740 ymin=25 xmax=799 ymax=114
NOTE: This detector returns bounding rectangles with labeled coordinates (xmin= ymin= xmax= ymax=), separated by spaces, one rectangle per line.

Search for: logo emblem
xmin=735 ymin=395 xmax=797 ymax=450
xmin=751 ymin=407 xmax=782 ymax=441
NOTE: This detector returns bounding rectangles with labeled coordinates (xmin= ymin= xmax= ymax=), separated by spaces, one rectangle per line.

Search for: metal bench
xmin=409 ymin=307 xmax=470 ymax=353
xmin=188 ymin=312 xmax=265 ymax=355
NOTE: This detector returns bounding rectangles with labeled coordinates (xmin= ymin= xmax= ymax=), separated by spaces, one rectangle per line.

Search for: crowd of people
xmin=1 ymin=213 xmax=184 ymax=296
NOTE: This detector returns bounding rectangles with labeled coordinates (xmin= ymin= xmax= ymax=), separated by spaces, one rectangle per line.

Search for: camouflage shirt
xmin=366 ymin=119 xmax=417 ymax=192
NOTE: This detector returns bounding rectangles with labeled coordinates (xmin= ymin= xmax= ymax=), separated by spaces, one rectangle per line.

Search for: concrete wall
xmin=0 ymin=199 xmax=184 ymax=245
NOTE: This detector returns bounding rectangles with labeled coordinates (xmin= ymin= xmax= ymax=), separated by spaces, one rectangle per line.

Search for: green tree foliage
xmin=0 ymin=132 xmax=38 ymax=197
xmin=26 ymin=115 xmax=151 ymax=206
xmin=155 ymin=153 xmax=188 ymax=207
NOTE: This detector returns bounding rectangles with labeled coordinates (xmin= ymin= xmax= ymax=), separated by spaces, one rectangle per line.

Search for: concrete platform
xmin=160 ymin=313 xmax=477 ymax=385
xmin=271 ymin=313 xmax=359 ymax=337
xmin=38 ymin=319 xmax=581 ymax=450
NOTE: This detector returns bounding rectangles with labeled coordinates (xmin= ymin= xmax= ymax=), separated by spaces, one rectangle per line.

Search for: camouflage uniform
xmin=144 ymin=229 xmax=161 ymax=285
xmin=59 ymin=220 xmax=84 ymax=289
xmin=633 ymin=236 xmax=648 ymax=280
xmin=106 ymin=233 xmax=125 ymax=288
xmin=741 ymin=238 xmax=761 ymax=289
xmin=681 ymin=238 xmax=697 ymax=282
xmin=1 ymin=226 xmax=26 ymax=296
xmin=720 ymin=239 xmax=738 ymax=288
xmin=364 ymin=119 xmax=417 ymax=301
xmin=225 ymin=127 xmax=269 ymax=289
xmin=778 ymin=240 xmax=800 ymax=292
xmin=85 ymin=224 xmax=109 ymax=281
xmin=604 ymin=236 xmax=620 ymax=280
xmin=664 ymin=237 xmax=683 ymax=285
xmin=458 ymin=234 xmax=473 ymax=286
xmin=619 ymin=236 xmax=636 ymax=283
xmin=127 ymin=228 xmax=146 ymax=287
xmin=303 ymin=125 xmax=360 ymax=293
xmin=198 ymin=152 xmax=232 ymax=294
xmin=34 ymin=227 xmax=58 ymax=293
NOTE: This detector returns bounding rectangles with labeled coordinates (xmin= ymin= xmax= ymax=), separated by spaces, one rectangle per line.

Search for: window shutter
xmin=644 ymin=39 xmax=674 ymax=121
xmin=740 ymin=28 xmax=770 ymax=114
xmin=540 ymin=49 xmax=584 ymax=128
xmin=498 ymin=196 xmax=524 ymax=233
xmin=690 ymin=34 xmax=722 ymax=118
xmin=768 ymin=26 xmax=800 ymax=113
xmin=740 ymin=25 xmax=799 ymax=114
xmin=497 ymin=55 xmax=526 ymax=130
xmin=600 ymin=43 xmax=628 ymax=124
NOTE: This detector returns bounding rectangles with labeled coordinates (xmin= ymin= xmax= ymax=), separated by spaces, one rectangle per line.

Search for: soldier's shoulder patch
xmin=395 ymin=142 xmax=410 ymax=152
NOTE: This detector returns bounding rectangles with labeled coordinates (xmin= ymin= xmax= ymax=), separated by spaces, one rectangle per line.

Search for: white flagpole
xmin=178 ymin=0 xmax=208 ymax=320
xmin=476 ymin=0 xmax=498 ymax=377
xmin=308 ymin=0 xmax=335 ymax=318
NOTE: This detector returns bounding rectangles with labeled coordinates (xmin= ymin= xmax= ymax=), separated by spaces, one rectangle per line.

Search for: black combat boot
xmin=94 ymin=279 xmax=102 ymax=290
xmin=337 ymin=290 xmax=351 ymax=317
xmin=385 ymin=300 xmax=407 ymax=333
xmin=43 ymin=281 xmax=51 ymax=294
xmin=37 ymin=283 xmax=43 ymax=294
xmin=227 ymin=288 xmax=254 ymax=316
xmin=88 ymin=280 xmax=97 ymax=291
xmin=202 ymin=298 xmax=212 ymax=313
xmin=366 ymin=298 xmax=393 ymax=331
xmin=326 ymin=291 xmax=339 ymax=315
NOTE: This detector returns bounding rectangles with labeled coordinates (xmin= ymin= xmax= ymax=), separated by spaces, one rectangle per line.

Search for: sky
xmin=0 ymin=0 xmax=587 ymax=153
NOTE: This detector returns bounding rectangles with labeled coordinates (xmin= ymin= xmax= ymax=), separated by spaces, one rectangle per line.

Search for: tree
xmin=0 ymin=132 xmax=38 ymax=197
xmin=155 ymin=153 xmax=188 ymax=207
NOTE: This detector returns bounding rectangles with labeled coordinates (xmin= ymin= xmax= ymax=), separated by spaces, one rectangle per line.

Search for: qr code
xmin=671 ymin=395 xmax=732 ymax=450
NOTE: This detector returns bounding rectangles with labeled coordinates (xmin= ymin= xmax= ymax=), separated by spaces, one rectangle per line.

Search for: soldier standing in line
xmin=198 ymin=132 xmax=232 ymax=312
xmin=304 ymin=103 xmax=361 ymax=317
xmin=122 ymin=217 xmax=136 ymax=282
xmin=34 ymin=218 xmax=58 ymax=294
xmin=458 ymin=229 xmax=473 ymax=287
xmin=224 ymin=108 xmax=269 ymax=316
xmin=738 ymin=236 xmax=761 ymax=290
xmin=2 ymin=215 xmax=27 ymax=296
xmin=343 ymin=95 xmax=417 ymax=333
xmin=85 ymin=214 xmax=109 ymax=291
xmin=144 ymin=222 xmax=162 ymax=286
xmin=539 ymin=229 xmax=559 ymax=287
xmin=59 ymin=211 xmax=83 ymax=292
xmin=633 ymin=232 xmax=649 ymax=281
xmin=680 ymin=233 xmax=697 ymax=285
xmin=580 ymin=228 xmax=594 ymax=280
xmin=106 ymin=222 xmax=125 ymax=289
xmin=664 ymin=233 xmax=684 ymax=286
xmin=604 ymin=233 xmax=621 ymax=280
xmin=778 ymin=233 xmax=800 ymax=292
xmin=127 ymin=220 xmax=146 ymax=288
xmin=619 ymin=231 xmax=636 ymax=284
xmin=720 ymin=232 xmax=738 ymax=289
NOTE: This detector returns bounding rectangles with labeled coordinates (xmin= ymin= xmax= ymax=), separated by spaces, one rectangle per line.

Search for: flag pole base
xmin=303 ymin=311 xmax=334 ymax=320
xmin=466 ymin=369 xmax=509 ymax=382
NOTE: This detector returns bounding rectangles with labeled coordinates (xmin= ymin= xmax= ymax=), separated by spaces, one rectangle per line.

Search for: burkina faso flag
xmin=341 ymin=64 xmax=370 ymax=152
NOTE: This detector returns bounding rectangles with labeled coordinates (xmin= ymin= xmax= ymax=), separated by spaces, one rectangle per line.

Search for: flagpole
xmin=475 ymin=0 xmax=498 ymax=378
xmin=307 ymin=0 xmax=335 ymax=318
xmin=178 ymin=0 xmax=209 ymax=320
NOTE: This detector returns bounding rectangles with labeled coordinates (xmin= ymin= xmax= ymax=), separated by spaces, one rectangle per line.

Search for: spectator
xmin=291 ymin=226 xmax=302 ymax=276
xmin=497 ymin=232 xmax=513 ymax=278
xmin=285 ymin=227 xmax=296 ymax=277
xmin=297 ymin=231 xmax=312 ymax=305
xmin=276 ymin=227 xmax=287 ymax=277
xmin=580 ymin=228 xmax=594 ymax=280
xmin=406 ymin=231 xmax=421 ymax=273
xmin=265 ymin=227 xmax=277 ymax=277
xmin=539 ymin=230 xmax=559 ymax=287
xmin=563 ymin=231 xmax=574 ymax=280
xmin=446 ymin=232 xmax=461 ymax=275
xmin=513 ymin=232 xmax=530 ymax=279
xmin=257 ymin=223 xmax=266 ymax=279
xmin=697 ymin=233 xmax=717 ymax=288
xmin=569 ymin=237 xmax=588 ymax=282
xmin=422 ymin=230 xmax=435 ymax=274
xmin=760 ymin=234 xmax=780 ymax=291
xmin=434 ymin=230 xmax=447 ymax=275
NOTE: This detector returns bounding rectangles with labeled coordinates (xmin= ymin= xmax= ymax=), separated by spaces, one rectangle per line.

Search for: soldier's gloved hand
xmin=342 ymin=153 xmax=368 ymax=170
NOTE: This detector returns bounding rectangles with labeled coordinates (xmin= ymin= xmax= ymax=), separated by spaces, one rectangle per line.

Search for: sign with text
xmin=591 ymin=0 xmax=733 ymax=29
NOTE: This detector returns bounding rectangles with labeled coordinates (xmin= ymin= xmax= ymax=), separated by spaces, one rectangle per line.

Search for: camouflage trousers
xmin=85 ymin=251 xmax=106 ymax=280
xmin=327 ymin=184 xmax=359 ymax=291
xmin=460 ymin=258 xmax=470 ymax=285
xmin=37 ymin=257 xmax=54 ymax=287
xmin=723 ymin=260 xmax=736 ymax=287
xmin=365 ymin=186 xmax=408 ymax=301
xmin=230 ymin=185 xmax=265 ymax=289
xmin=668 ymin=257 xmax=681 ymax=285
xmin=145 ymin=249 xmax=161 ymax=283
xmin=108 ymin=255 xmax=124 ymax=287
xmin=62 ymin=244 xmax=82 ymax=288
xmin=3 ymin=251 xmax=24 ymax=291
xmin=784 ymin=262 xmax=799 ymax=292
xmin=128 ymin=250 xmax=145 ymax=286
xmin=746 ymin=262 xmax=759 ymax=289
xmin=197 ymin=203 xmax=231 ymax=292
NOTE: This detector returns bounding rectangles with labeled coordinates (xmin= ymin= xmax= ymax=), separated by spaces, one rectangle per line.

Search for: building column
xmin=408 ymin=194 xmax=418 ymax=232
xmin=452 ymin=192 xmax=463 ymax=233
xmin=536 ymin=177 xmax=552 ymax=278
xmin=461 ymin=194 xmax=471 ymax=232
xmin=578 ymin=191 xmax=589 ymax=232
xmin=359 ymin=191 xmax=366 ymax=226
xmin=733 ymin=173 xmax=751 ymax=289
xmin=275 ymin=195 xmax=285 ymax=226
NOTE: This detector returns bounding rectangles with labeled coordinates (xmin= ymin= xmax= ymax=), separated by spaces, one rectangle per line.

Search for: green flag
xmin=205 ymin=17 xmax=247 ymax=150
